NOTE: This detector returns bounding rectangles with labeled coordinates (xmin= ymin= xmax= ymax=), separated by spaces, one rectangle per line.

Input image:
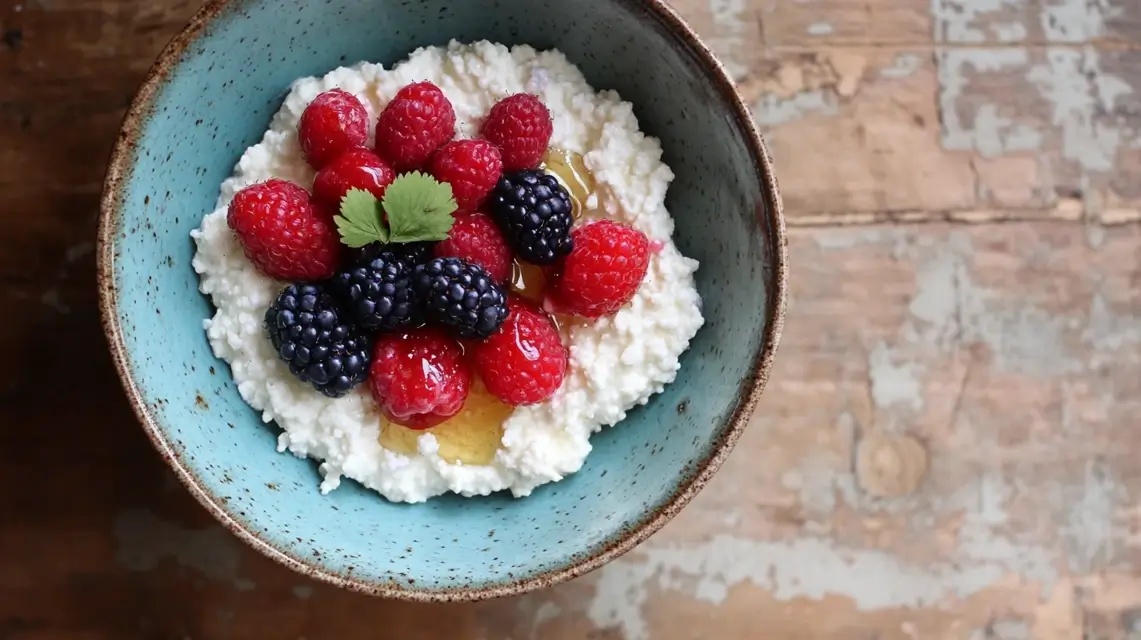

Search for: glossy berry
xmin=349 ymin=241 xmax=435 ymax=267
xmin=369 ymin=328 xmax=471 ymax=430
xmin=412 ymin=257 xmax=509 ymax=340
xmin=471 ymin=299 xmax=567 ymax=406
xmin=312 ymin=148 xmax=396 ymax=211
xmin=488 ymin=169 xmax=574 ymax=265
xmin=298 ymin=89 xmax=370 ymax=169
xmin=429 ymin=139 xmax=502 ymax=211
xmin=548 ymin=220 xmax=651 ymax=318
xmin=480 ymin=93 xmax=553 ymax=171
xmin=330 ymin=252 xmax=418 ymax=332
xmin=375 ymin=81 xmax=455 ymax=171
xmin=265 ymin=283 xmax=371 ymax=398
xmin=227 ymin=179 xmax=341 ymax=281
xmin=433 ymin=211 xmax=513 ymax=283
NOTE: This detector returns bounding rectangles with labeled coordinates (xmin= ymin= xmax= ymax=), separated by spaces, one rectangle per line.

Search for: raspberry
xmin=265 ymin=283 xmax=371 ymax=398
xmin=298 ymin=89 xmax=370 ymax=170
xmin=369 ymin=327 xmax=471 ymax=430
xmin=227 ymin=179 xmax=341 ymax=281
xmin=488 ymin=169 xmax=574 ymax=265
xmin=412 ymin=257 xmax=509 ymax=340
xmin=471 ymin=298 xmax=567 ymax=406
xmin=312 ymin=148 xmax=396 ymax=211
xmin=430 ymin=139 xmax=503 ymax=212
xmin=480 ymin=93 xmax=553 ymax=171
xmin=375 ymin=82 xmax=456 ymax=171
xmin=548 ymin=221 xmax=651 ymax=318
xmin=433 ymin=211 xmax=513 ymax=283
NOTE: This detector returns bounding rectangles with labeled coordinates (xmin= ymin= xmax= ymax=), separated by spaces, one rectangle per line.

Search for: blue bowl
xmin=98 ymin=0 xmax=787 ymax=600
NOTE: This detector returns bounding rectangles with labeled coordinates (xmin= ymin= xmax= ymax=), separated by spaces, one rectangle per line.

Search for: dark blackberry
xmin=488 ymin=169 xmax=574 ymax=265
xmin=412 ymin=257 xmax=509 ymax=340
xmin=264 ymin=283 xmax=371 ymax=398
xmin=330 ymin=253 xmax=418 ymax=332
xmin=349 ymin=241 xmax=435 ymax=267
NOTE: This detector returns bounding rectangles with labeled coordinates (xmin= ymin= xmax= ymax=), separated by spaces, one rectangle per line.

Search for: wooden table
xmin=3 ymin=1 xmax=1140 ymax=638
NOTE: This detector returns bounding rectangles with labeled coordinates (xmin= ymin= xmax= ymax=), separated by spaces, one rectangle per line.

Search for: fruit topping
xmin=547 ymin=220 xmax=651 ymax=318
xmin=375 ymin=81 xmax=456 ymax=171
xmin=349 ymin=241 xmax=435 ymax=268
xmin=227 ymin=179 xmax=341 ymax=281
xmin=471 ymin=298 xmax=568 ymax=406
xmin=412 ymin=257 xmax=509 ymax=340
xmin=488 ymin=169 xmax=574 ymax=265
xmin=480 ymin=93 xmax=553 ymax=171
xmin=433 ymin=210 xmax=513 ymax=283
xmin=265 ymin=283 xmax=372 ymax=398
xmin=332 ymin=173 xmax=457 ymax=249
xmin=312 ymin=148 xmax=396 ymax=211
xmin=298 ymin=89 xmax=370 ymax=170
xmin=330 ymin=252 xmax=418 ymax=332
xmin=369 ymin=327 xmax=471 ymax=430
xmin=429 ymin=138 xmax=503 ymax=212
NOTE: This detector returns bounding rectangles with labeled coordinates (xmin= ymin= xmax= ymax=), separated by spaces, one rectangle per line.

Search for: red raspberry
xmin=375 ymin=82 xmax=456 ymax=171
xmin=480 ymin=93 xmax=553 ymax=171
xmin=433 ymin=211 xmax=513 ymax=283
xmin=547 ymin=220 xmax=650 ymax=318
xmin=429 ymin=139 xmax=503 ymax=211
xmin=369 ymin=327 xmax=471 ymax=430
xmin=312 ymin=148 xmax=396 ymax=211
xmin=226 ymin=179 xmax=341 ymax=281
xmin=471 ymin=298 xmax=567 ymax=406
xmin=298 ymin=89 xmax=370 ymax=170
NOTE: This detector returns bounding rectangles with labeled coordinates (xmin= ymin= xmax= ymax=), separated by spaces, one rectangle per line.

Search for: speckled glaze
xmin=97 ymin=0 xmax=787 ymax=600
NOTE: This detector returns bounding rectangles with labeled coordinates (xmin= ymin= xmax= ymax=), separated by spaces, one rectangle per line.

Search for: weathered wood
xmin=3 ymin=0 xmax=1141 ymax=639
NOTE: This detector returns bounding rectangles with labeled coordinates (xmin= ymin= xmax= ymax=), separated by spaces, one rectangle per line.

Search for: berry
xmin=349 ymin=241 xmax=435 ymax=267
xmin=298 ymin=89 xmax=369 ymax=169
xmin=433 ymin=211 xmax=513 ymax=283
xmin=488 ymin=170 xmax=574 ymax=265
xmin=227 ymin=179 xmax=341 ymax=281
xmin=480 ymin=93 xmax=553 ymax=171
xmin=375 ymin=81 xmax=456 ymax=171
xmin=265 ymin=283 xmax=371 ymax=398
xmin=548 ymin=220 xmax=651 ymax=318
xmin=312 ymin=148 xmax=395 ymax=211
xmin=471 ymin=299 xmax=567 ymax=406
xmin=369 ymin=328 xmax=471 ymax=430
xmin=330 ymin=252 xmax=418 ymax=332
xmin=412 ymin=257 xmax=509 ymax=340
xmin=429 ymin=139 xmax=502 ymax=211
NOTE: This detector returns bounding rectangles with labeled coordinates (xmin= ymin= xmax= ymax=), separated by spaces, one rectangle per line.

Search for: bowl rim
xmin=97 ymin=0 xmax=788 ymax=602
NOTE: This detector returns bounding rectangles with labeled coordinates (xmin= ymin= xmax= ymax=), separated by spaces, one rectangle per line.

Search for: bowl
xmin=97 ymin=0 xmax=787 ymax=600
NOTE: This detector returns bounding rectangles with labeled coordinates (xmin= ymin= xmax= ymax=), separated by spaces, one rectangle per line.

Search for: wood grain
xmin=2 ymin=0 xmax=1140 ymax=638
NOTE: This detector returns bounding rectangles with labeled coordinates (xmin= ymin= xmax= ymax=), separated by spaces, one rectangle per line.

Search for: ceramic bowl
xmin=98 ymin=0 xmax=786 ymax=600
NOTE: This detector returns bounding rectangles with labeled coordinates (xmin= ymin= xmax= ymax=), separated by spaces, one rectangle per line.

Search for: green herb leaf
xmin=381 ymin=171 xmax=458 ymax=243
xmin=334 ymin=189 xmax=389 ymax=248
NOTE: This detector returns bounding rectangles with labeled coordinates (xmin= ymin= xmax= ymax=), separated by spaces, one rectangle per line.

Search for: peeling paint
xmin=707 ymin=0 xmax=749 ymax=80
xmin=806 ymin=21 xmax=834 ymax=36
xmin=879 ymin=53 xmax=923 ymax=79
xmin=753 ymin=90 xmax=838 ymax=128
xmin=586 ymin=529 xmax=1056 ymax=640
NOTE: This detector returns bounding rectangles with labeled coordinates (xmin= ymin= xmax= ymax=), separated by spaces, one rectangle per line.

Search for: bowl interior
xmin=103 ymin=0 xmax=781 ymax=596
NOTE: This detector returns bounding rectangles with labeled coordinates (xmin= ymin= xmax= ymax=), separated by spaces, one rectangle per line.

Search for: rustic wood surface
xmin=3 ymin=0 xmax=1140 ymax=638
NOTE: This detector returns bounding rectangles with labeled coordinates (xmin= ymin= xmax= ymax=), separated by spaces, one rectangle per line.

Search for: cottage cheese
xmin=191 ymin=41 xmax=704 ymax=503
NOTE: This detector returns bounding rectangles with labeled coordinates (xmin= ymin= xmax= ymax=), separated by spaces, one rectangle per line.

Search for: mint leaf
xmin=381 ymin=172 xmax=457 ymax=243
xmin=334 ymin=189 xmax=389 ymax=248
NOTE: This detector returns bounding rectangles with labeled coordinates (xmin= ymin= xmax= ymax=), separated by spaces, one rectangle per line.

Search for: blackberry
xmin=330 ymin=253 xmax=418 ymax=332
xmin=488 ymin=169 xmax=574 ymax=264
xmin=265 ymin=283 xmax=371 ymax=398
xmin=349 ymin=241 xmax=435 ymax=267
xmin=412 ymin=257 xmax=509 ymax=339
